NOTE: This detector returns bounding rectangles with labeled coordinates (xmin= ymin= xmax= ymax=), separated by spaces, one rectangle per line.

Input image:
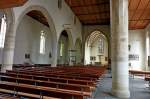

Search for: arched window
xmin=39 ymin=30 xmax=46 ymax=54
xmin=60 ymin=40 xmax=64 ymax=57
xmin=0 ymin=15 xmax=7 ymax=48
xmin=98 ymin=37 xmax=104 ymax=54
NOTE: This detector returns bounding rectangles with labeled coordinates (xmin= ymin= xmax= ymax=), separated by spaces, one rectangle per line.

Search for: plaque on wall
xmin=129 ymin=54 xmax=139 ymax=61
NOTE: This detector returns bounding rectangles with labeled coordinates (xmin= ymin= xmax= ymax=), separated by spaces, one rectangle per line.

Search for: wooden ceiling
xmin=65 ymin=0 xmax=110 ymax=25
xmin=65 ymin=0 xmax=150 ymax=30
xmin=0 ymin=0 xmax=28 ymax=9
xmin=1 ymin=0 xmax=150 ymax=30
xmin=27 ymin=10 xmax=49 ymax=27
xmin=129 ymin=0 xmax=150 ymax=29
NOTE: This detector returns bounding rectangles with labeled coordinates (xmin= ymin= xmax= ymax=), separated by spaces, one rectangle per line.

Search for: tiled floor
xmin=90 ymin=72 xmax=150 ymax=99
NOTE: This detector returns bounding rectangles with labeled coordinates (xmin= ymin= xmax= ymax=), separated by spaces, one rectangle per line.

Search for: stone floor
xmin=89 ymin=72 xmax=150 ymax=99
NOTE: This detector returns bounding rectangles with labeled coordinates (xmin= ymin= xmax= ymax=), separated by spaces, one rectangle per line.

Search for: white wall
xmin=145 ymin=24 xmax=150 ymax=70
xmin=14 ymin=15 xmax=52 ymax=64
xmin=83 ymin=25 xmax=147 ymax=70
xmin=8 ymin=0 xmax=83 ymax=66
xmin=129 ymin=29 xmax=146 ymax=70
xmin=13 ymin=0 xmax=82 ymax=45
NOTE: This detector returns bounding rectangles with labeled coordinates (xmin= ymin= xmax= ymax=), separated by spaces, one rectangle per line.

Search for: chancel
xmin=0 ymin=0 xmax=149 ymax=99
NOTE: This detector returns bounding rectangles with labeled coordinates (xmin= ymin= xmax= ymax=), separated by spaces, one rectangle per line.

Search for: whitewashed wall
xmin=13 ymin=0 xmax=82 ymax=45
xmin=1 ymin=0 xmax=82 ymax=65
xmin=145 ymin=24 xmax=150 ymax=70
xmin=14 ymin=15 xmax=52 ymax=64
xmin=129 ymin=29 xmax=146 ymax=70
xmin=83 ymin=25 xmax=147 ymax=70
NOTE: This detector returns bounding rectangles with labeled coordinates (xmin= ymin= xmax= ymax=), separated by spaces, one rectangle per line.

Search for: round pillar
xmin=110 ymin=0 xmax=130 ymax=98
xmin=1 ymin=26 xmax=15 ymax=72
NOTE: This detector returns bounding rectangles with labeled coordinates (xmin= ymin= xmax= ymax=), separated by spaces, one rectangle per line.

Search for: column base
xmin=112 ymin=88 xmax=130 ymax=98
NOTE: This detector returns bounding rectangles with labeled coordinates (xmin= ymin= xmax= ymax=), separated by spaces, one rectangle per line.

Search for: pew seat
xmin=0 ymin=89 xmax=60 ymax=99
xmin=0 ymin=81 xmax=91 ymax=99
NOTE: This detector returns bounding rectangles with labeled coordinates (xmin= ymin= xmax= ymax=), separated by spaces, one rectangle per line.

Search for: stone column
xmin=51 ymin=40 xmax=58 ymax=67
xmin=110 ymin=0 xmax=130 ymax=98
xmin=1 ymin=24 xmax=15 ymax=73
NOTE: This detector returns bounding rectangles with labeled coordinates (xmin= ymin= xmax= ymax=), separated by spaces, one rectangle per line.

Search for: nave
xmin=0 ymin=0 xmax=150 ymax=99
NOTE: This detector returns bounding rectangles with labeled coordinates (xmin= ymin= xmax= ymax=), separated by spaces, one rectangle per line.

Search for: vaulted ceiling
xmin=27 ymin=10 xmax=49 ymax=27
xmin=65 ymin=0 xmax=150 ymax=30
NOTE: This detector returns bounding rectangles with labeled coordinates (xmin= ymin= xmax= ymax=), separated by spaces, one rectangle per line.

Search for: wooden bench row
xmin=0 ymin=75 xmax=91 ymax=99
xmin=0 ymin=75 xmax=93 ymax=92
xmin=129 ymin=70 xmax=150 ymax=78
xmin=0 ymin=66 xmax=106 ymax=99
xmin=3 ymin=72 xmax=96 ymax=87
xmin=0 ymin=93 xmax=19 ymax=99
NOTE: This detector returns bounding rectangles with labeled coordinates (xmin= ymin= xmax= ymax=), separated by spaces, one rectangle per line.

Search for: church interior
xmin=0 ymin=0 xmax=150 ymax=99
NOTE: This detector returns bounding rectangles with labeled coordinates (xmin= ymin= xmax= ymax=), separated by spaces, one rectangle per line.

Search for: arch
xmin=85 ymin=30 xmax=109 ymax=46
xmin=57 ymin=30 xmax=74 ymax=65
xmin=58 ymin=29 xmax=73 ymax=49
xmin=15 ymin=5 xmax=57 ymax=43
xmin=86 ymin=31 xmax=107 ymax=47
xmin=84 ymin=30 xmax=109 ymax=65
xmin=14 ymin=5 xmax=57 ymax=66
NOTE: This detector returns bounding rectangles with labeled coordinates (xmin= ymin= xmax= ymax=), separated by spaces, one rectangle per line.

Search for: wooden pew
xmin=0 ymin=65 xmax=107 ymax=99
xmin=0 ymin=75 xmax=93 ymax=93
xmin=0 ymin=93 xmax=19 ymax=99
xmin=4 ymin=72 xmax=96 ymax=87
xmin=8 ymin=70 xmax=97 ymax=81
xmin=0 ymin=81 xmax=91 ymax=99
xmin=129 ymin=70 xmax=150 ymax=78
xmin=12 ymin=65 xmax=105 ymax=79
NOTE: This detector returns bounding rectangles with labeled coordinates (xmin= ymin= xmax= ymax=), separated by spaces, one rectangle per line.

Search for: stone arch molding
xmin=58 ymin=29 xmax=74 ymax=50
xmin=86 ymin=29 xmax=109 ymax=45
xmin=15 ymin=5 xmax=57 ymax=43
xmin=14 ymin=5 xmax=58 ymax=66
